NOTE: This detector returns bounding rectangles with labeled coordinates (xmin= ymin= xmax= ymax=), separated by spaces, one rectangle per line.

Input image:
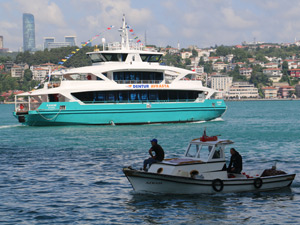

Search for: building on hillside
xmin=180 ymin=51 xmax=192 ymax=59
xmin=261 ymin=87 xmax=278 ymax=99
xmin=212 ymin=61 xmax=227 ymax=72
xmin=288 ymin=69 xmax=300 ymax=78
xmin=228 ymin=82 xmax=259 ymax=99
xmin=4 ymin=61 xmax=14 ymax=72
xmin=31 ymin=67 xmax=49 ymax=81
xmin=239 ymin=67 xmax=253 ymax=78
xmin=210 ymin=74 xmax=233 ymax=99
xmin=11 ymin=63 xmax=29 ymax=78
xmin=277 ymin=86 xmax=295 ymax=98
xmin=30 ymin=63 xmax=63 ymax=81
xmin=264 ymin=62 xmax=279 ymax=68
xmin=263 ymin=68 xmax=283 ymax=82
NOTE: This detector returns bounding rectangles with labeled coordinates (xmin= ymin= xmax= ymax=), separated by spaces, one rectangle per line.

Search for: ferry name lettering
xmin=132 ymin=85 xmax=149 ymax=88
xmin=146 ymin=181 xmax=162 ymax=185
xmin=150 ymin=84 xmax=169 ymax=88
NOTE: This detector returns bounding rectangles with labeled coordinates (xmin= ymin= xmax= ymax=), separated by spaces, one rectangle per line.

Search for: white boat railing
xmin=114 ymin=80 xmax=162 ymax=84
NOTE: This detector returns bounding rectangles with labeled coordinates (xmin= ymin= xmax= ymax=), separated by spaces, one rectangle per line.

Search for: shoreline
xmin=224 ymin=98 xmax=300 ymax=102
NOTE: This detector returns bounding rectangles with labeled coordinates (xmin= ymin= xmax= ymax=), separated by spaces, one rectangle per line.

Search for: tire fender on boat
xmin=254 ymin=178 xmax=263 ymax=189
xmin=212 ymin=179 xmax=224 ymax=192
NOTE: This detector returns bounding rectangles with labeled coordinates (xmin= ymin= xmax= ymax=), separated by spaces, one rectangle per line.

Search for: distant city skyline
xmin=2 ymin=0 xmax=300 ymax=51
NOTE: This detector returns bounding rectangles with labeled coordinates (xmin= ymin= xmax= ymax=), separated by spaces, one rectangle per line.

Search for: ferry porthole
xmin=157 ymin=168 xmax=163 ymax=174
xmin=190 ymin=170 xmax=199 ymax=178
xmin=254 ymin=178 xmax=263 ymax=189
xmin=212 ymin=179 xmax=224 ymax=192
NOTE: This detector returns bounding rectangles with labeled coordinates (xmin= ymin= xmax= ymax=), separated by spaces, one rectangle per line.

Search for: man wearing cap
xmin=143 ymin=139 xmax=165 ymax=171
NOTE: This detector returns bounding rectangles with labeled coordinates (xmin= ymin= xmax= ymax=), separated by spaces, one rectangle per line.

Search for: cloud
xmin=15 ymin=0 xmax=66 ymax=27
xmin=221 ymin=7 xmax=255 ymax=29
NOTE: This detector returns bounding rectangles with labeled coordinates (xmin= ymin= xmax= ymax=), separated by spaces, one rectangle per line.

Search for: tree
xmin=192 ymin=49 xmax=198 ymax=57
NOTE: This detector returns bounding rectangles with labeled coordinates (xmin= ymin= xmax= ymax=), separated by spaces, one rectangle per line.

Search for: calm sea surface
xmin=0 ymin=101 xmax=299 ymax=224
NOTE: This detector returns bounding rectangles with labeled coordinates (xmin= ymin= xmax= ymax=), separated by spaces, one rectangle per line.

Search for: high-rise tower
xmin=23 ymin=13 xmax=36 ymax=51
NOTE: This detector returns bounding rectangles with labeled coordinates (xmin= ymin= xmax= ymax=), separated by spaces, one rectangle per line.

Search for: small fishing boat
xmin=123 ymin=132 xmax=296 ymax=194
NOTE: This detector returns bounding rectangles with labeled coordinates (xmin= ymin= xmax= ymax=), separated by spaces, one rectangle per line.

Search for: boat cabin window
xmin=212 ymin=145 xmax=223 ymax=159
xmin=63 ymin=73 xmax=103 ymax=81
xmin=89 ymin=53 xmax=128 ymax=63
xmin=140 ymin=54 xmax=162 ymax=62
xmin=71 ymin=90 xmax=203 ymax=103
xmin=113 ymin=71 xmax=163 ymax=83
xmin=186 ymin=144 xmax=215 ymax=161
xmin=199 ymin=145 xmax=214 ymax=162
xmin=186 ymin=144 xmax=200 ymax=158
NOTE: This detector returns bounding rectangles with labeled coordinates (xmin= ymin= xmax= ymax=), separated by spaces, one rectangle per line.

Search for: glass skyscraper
xmin=23 ymin=13 xmax=36 ymax=51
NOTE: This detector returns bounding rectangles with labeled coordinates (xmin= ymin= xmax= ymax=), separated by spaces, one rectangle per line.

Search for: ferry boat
xmin=123 ymin=132 xmax=296 ymax=194
xmin=13 ymin=16 xmax=226 ymax=126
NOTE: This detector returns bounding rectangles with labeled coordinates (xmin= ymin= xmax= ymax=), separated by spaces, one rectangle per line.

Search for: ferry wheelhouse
xmin=13 ymin=16 xmax=226 ymax=126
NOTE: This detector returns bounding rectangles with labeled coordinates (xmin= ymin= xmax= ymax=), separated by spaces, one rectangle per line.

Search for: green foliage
xmin=162 ymin=53 xmax=186 ymax=69
xmin=192 ymin=49 xmax=198 ymax=57
xmin=203 ymin=62 xmax=213 ymax=74
xmin=232 ymin=48 xmax=253 ymax=62
xmin=15 ymin=46 xmax=93 ymax=67
xmin=215 ymin=45 xmax=232 ymax=56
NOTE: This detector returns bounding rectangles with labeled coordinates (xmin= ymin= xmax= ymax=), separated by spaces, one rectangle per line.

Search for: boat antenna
xmin=120 ymin=14 xmax=129 ymax=50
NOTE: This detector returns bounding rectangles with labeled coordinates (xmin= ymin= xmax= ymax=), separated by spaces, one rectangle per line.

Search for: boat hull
xmin=123 ymin=168 xmax=296 ymax=194
xmin=13 ymin=100 xmax=226 ymax=126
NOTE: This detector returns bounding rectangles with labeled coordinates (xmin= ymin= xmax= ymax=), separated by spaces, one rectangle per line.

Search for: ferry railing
xmin=15 ymin=96 xmax=42 ymax=112
xmin=83 ymin=99 xmax=196 ymax=104
xmin=114 ymin=80 xmax=162 ymax=84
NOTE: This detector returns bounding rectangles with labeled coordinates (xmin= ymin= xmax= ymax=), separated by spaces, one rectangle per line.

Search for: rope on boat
xmin=36 ymin=108 xmax=62 ymax=121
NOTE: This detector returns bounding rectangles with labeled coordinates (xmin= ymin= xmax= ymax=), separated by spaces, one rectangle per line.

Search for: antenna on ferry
xmin=120 ymin=14 xmax=129 ymax=50
xmin=102 ymin=38 xmax=106 ymax=51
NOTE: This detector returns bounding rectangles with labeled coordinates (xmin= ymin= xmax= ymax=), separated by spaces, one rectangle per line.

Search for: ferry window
xmin=140 ymin=54 xmax=162 ymax=62
xmin=186 ymin=144 xmax=199 ymax=158
xmin=149 ymin=55 xmax=162 ymax=62
xmin=97 ymin=93 xmax=105 ymax=101
xmin=140 ymin=91 xmax=148 ymax=101
xmin=113 ymin=71 xmax=163 ymax=82
xmin=89 ymin=53 xmax=105 ymax=63
xmin=140 ymin=54 xmax=149 ymax=62
xmin=119 ymin=92 xmax=129 ymax=102
xmin=107 ymin=92 xmax=115 ymax=101
xmin=149 ymin=91 xmax=158 ymax=101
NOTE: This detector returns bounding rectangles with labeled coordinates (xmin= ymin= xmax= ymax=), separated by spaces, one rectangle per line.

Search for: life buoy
xmin=254 ymin=178 xmax=263 ymax=189
xmin=20 ymin=104 xmax=24 ymax=110
xmin=212 ymin=179 xmax=224 ymax=192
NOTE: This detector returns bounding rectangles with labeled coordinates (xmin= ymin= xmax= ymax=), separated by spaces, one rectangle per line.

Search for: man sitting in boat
xmin=227 ymin=148 xmax=243 ymax=174
xmin=143 ymin=139 xmax=165 ymax=171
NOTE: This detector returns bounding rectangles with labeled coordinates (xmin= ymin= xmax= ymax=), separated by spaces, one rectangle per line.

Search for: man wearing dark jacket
xmin=143 ymin=139 xmax=165 ymax=171
xmin=227 ymin=148 xmax=243 ymax=174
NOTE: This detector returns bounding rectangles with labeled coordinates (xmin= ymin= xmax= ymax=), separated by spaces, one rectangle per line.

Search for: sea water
xmin=0 ymin=101 xmax=299 ymax=224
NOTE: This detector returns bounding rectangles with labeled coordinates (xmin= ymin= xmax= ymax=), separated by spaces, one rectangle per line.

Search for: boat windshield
xmin=89 ymin=53 xmax=128 ymax=63
xmin=185 ymin=144 xmax=215 ymax=161
xmin=140 ymin=54 xmax=162 ymax=62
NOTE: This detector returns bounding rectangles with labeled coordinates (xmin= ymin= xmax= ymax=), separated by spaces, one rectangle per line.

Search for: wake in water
xmin=0 ymin=124 xmax=21 ymax=129
xmin=191 ymin=117 xmax=224 ymax=124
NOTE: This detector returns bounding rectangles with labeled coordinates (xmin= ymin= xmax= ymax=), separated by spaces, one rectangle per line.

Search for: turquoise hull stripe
xmin=14 ymin=100 xmax=226 ymax=126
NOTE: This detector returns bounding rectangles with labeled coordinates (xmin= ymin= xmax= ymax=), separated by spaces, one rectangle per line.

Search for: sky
xmin=2 ymin=0 xmax=300 ymax=51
